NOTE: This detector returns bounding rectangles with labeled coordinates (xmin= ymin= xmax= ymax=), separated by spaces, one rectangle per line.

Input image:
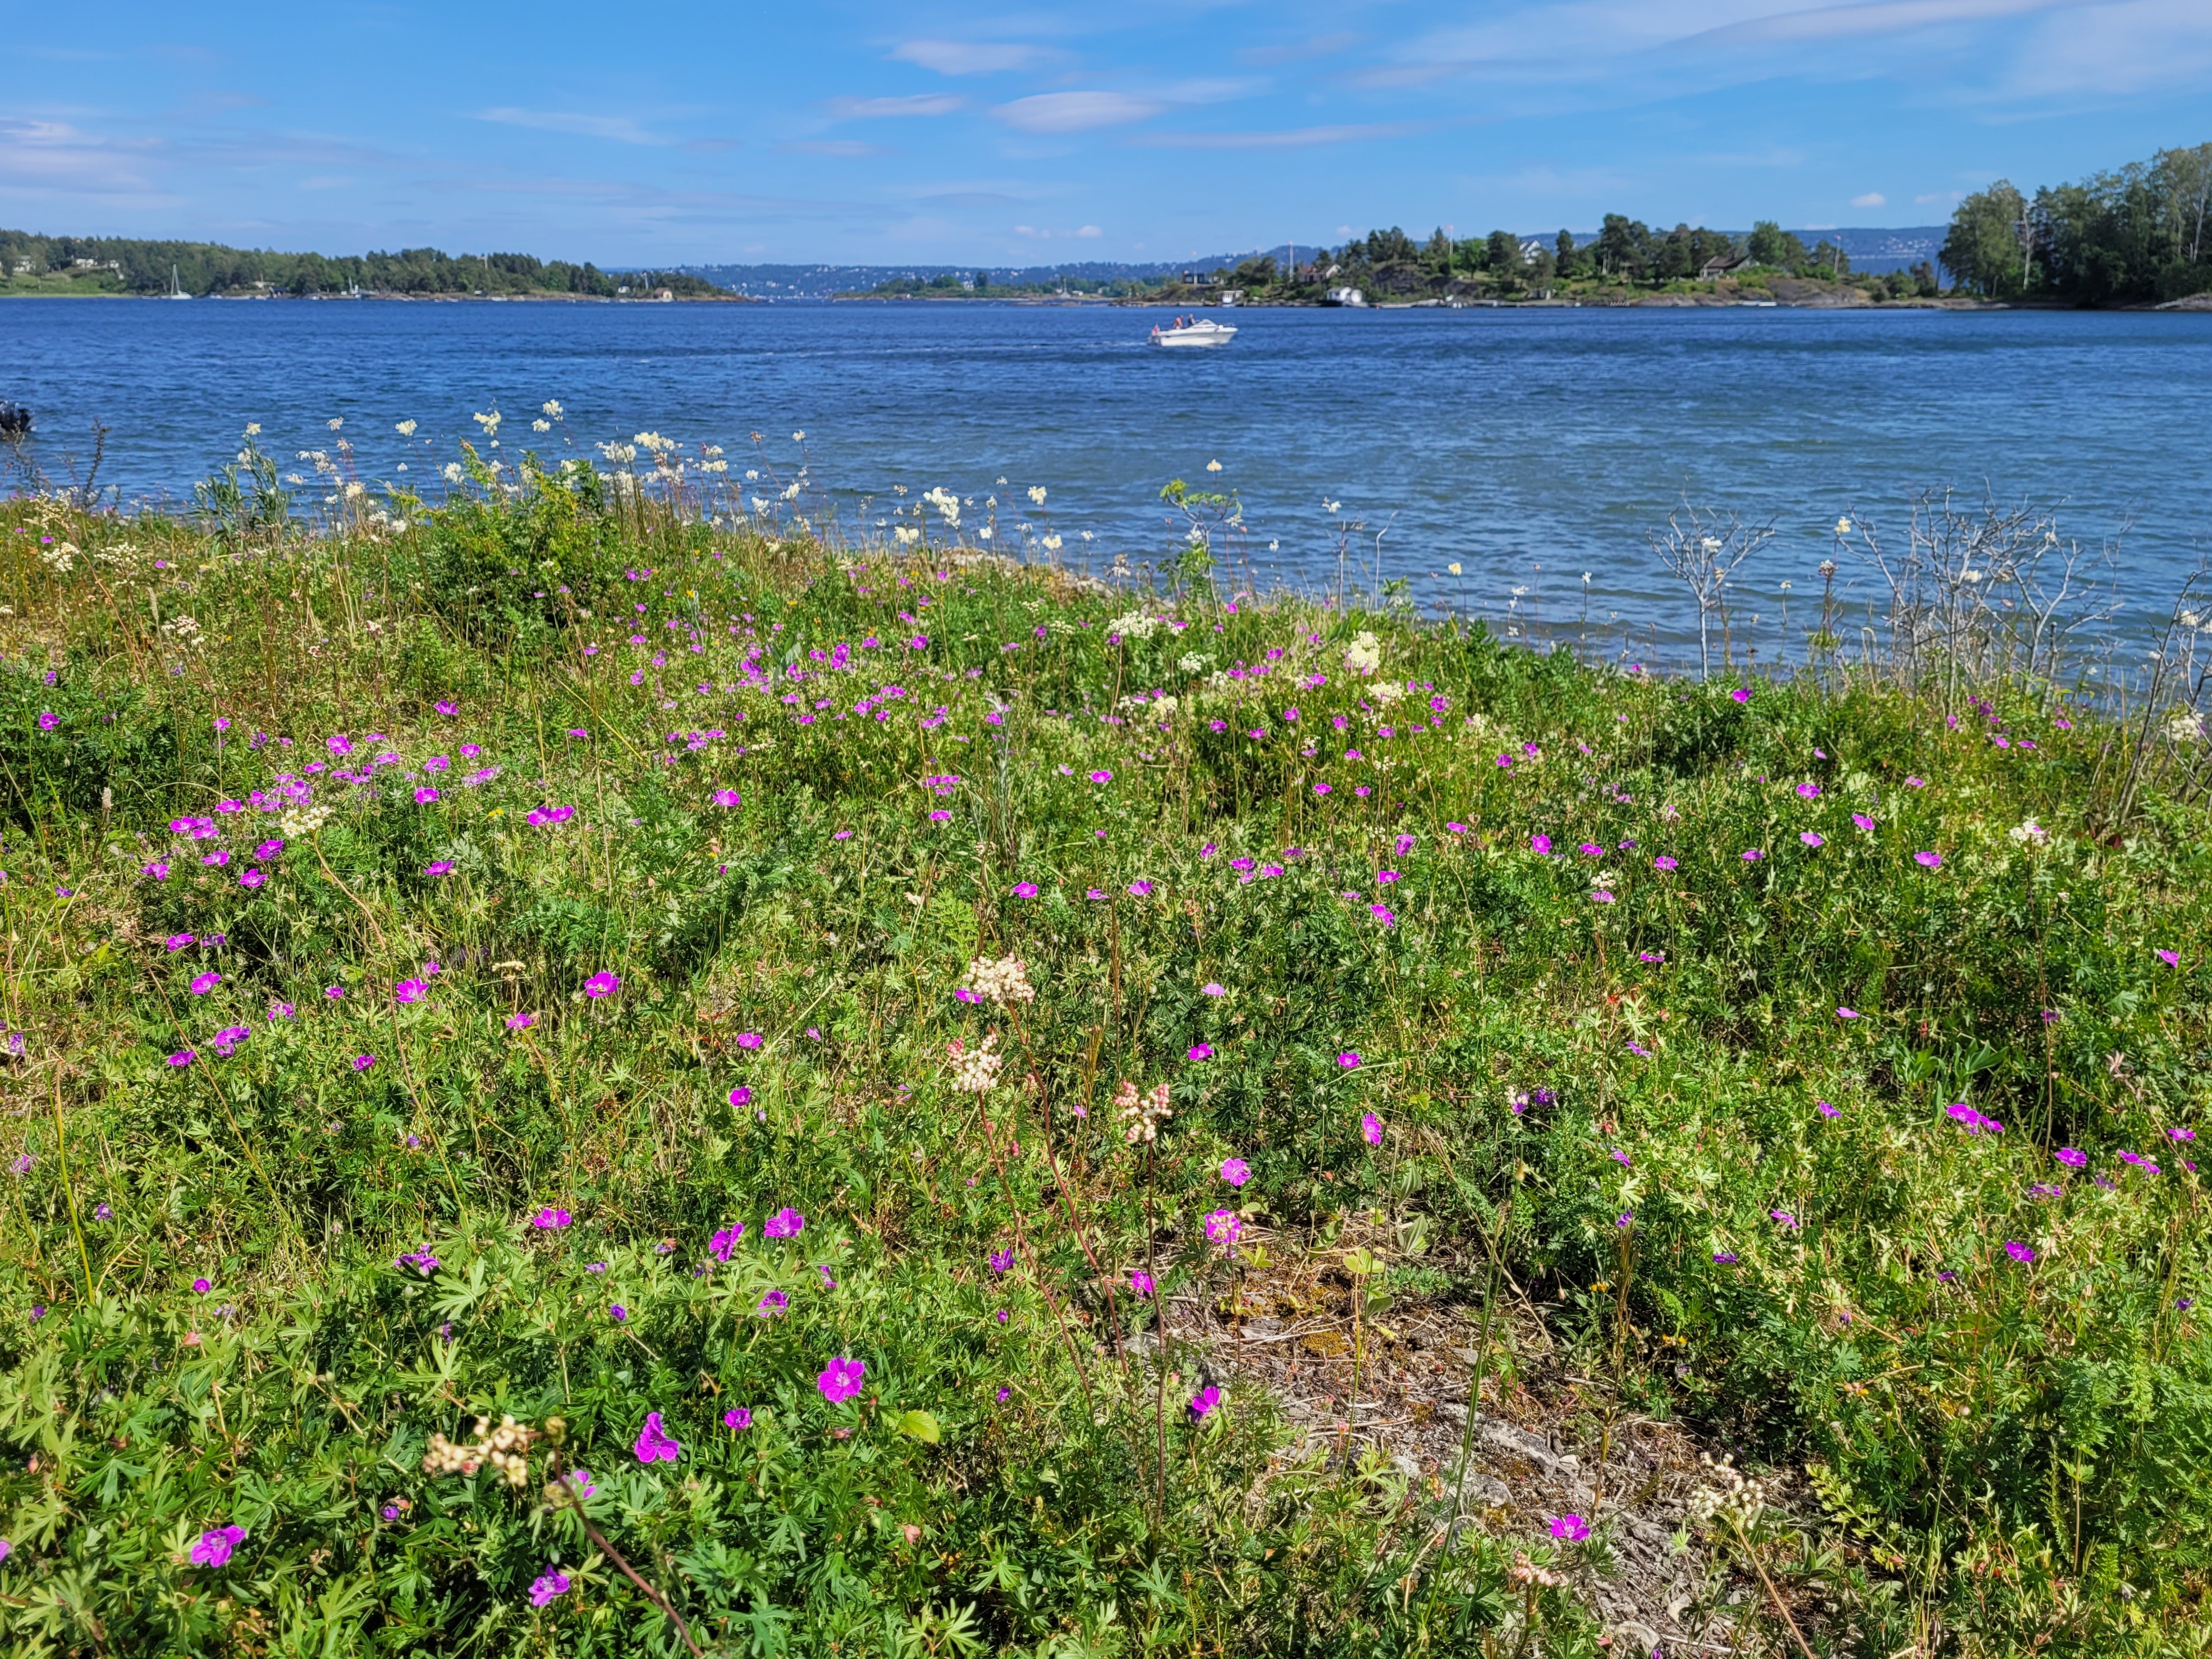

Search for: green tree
xmin=1593 ymin=214 xmax=1650 ymax=280
xmin=1484 ymin=228 xmax=1520 ymax=282
xmin=1554 ymin=228 xmax=1579 ymax=278
xmin=1941 ymin=181 xmax=2032 ymax=298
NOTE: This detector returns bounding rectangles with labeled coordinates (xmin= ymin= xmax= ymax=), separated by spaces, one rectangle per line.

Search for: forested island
xmin=0 ymin=233 xmax=729 ymax=300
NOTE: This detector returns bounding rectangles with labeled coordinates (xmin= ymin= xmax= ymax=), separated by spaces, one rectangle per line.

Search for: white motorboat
xmin=1149 ymin=316 xmax=1237 ymax=348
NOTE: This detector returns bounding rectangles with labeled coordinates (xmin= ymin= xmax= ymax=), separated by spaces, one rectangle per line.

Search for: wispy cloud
xmin=893 ymin=40 xmax=1051 ymax=75
xmin=1679 ymin=0 xmax=2080 ymax=48
xmin=825 ymin=93 xmax=966 ymax=118
xmin=476 ymin=107 xmax=666 ymax=145
xmin=1130 ymin=122 xmax=1424 ymax=150
xmin=992 ymin=91 xmax=1164 ymax=133
xmin=1235 ymin=32 xmax=1360 ymax=66
xmin=1013 ymin=223 xmax=1105 ymax=238
xmin=778 ymin=139 xmax=892 ymax=157
xmin=1851 ymin=190 xmax=1887 ymax=205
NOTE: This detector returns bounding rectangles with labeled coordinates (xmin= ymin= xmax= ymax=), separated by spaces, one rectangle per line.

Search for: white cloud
xmin=778 ymin=140 xmax=890 ymax=158
xmin=1684 ymin=0 xmax=2080 ymax=47
xmin=825 ymin=94 xmax=965 ymax=118
xmin=1851 ymin=190 xmax=1887 ymax=205
xmin=1076 ymin=223 xmax=1102 ymax=237
xmin=894 ymin=40 xmax=1048 ymax=75
xmin=476 ymin=107 xmax=664 ymax=145
xmin=1915 ymin=189 xmax=1966 ymax=203
xmin=1132 ymin=122 xmax=1423 ymax=150
xmin=992 ymin=92 xmax=1164 ymax=134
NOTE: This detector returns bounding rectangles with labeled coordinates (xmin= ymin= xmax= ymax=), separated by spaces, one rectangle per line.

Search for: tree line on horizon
xmin=0 ymin=230 xmax=723 ymax=299
xmin=1940 ymin=141 xmax=2212 ymax=304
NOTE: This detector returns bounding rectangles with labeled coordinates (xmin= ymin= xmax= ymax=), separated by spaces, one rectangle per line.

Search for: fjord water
xmin=4 ymin=298 xmax=2208 ymax=655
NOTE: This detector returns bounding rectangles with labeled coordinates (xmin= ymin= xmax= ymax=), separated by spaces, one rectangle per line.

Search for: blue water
xmin=4 ymin=297 xmax=2208 ymax=655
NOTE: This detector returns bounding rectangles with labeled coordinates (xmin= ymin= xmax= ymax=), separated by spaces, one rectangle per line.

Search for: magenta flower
xmin=764 ymin=1206 xmax=805 ymax=1239
xmin=723 ymin=1406 xmax=752 ymax=1431
xmin=609 ymin=1304 xmax=628 ymax=1322
xmin=713 ymin=788 xmax=742 ymax=808
xmin=1652 ymin=855 xmax=1678 ymax=871
xmin=1591 ymin=889 xmax=1615 ymax=904
xmin=1906 ymin=776 xmax=1926 ymax=788
xmin=531 ymin=1207 xmax=574 ymax=1228
xmin=1852 ymin=812 xmax=1875 ymax=831
xmin=1188 ymin=1385 xmax=1221 ymax=1419
xmin=1202 ymin=982 xmax=1226 ymax=997
xmin=190 ymin=972 xmax=222 ymax=995
xmin=988 ymin=1247 xmax=1013 ymax=1273
xmin=634 ymin=1411 xmax=681 ymax=1464
xmin=1742 ymin=848 xmax=1764 ymax=862
xmin=144 ymin=860 xmax=170 ymax=879
xmin=1728 ymin=688 xmax=1751 ymax=704
xmin=710 ymin=1224 xmax=745 ymax=1261
xmin=728 ymin=1084 xmax=753 ymax=1106
xmin=1836 ymin=1007 xmax=1860 ymax=1020
xmin=190 ymin=1525 xmax=246 ymax=1566
xmin=736 ymin=1031 xmax=763 ymax=1049
xmin=425 ymin=860 xmax=455 ymax=876
xmin=1011 ymin=881 xmax=1039 ymax=898
xmin=1188 ymin=1043 xmax=1214 ymax=1060
xmin=1129 ymin=1269 xmax=1155 ymax=1297
xmin=1796 ymin=781 xmax=1821 ymax=799
xmin=1338 ymin=1052 xmax=1362 ymax=1069
xmin=395 ymin=978 xmax=427 ymax=1004
xmin=1529 ymin=833 xmax=1552 ymax=855
xmin=1800 ymin=831 xmax=1824 ymax=848
xmin=529 ymin=1570 xmax=571 ymax=1606
xmin=352 ymin=1053 xmax=376 ymax=1072
xmin=192 ymin=1277 xmax=212 ymax=1293
xmin=1913 ymin=851 xmax=1943 ymax=869
xmin=756 ymin=1290 xmax=788 ymax=1316
xmin=583 ymin=971 xmax=620 ymax=998
xmin=1087 ymin=770 xmax=1112 ymax=784
xmin=2054 ymin=1147 xmax=2087 ymax=1167
xmin=168 ymin=1050 xmax=196 ymax=1067
xmin=1203 ymin=1209 xmax=1243 ymax=1246
xmin=1816 ymin=1100 xmax=1840 ymax=1118
xmin=1550 ymin=1514 xmax=1590 ymax=1541
xmin=1220 ymin=1157 xmax=1251 ymax=1186
xmin=239 ymin=868 xmax=266 ymax=889
xmin=2004 ymin=1240 xmax=2036 ymax=1264
xmin=1369 ymin=903 xmax=1396 ymax=925
xmin=1128 ymin=880 xmax=1154 ymax=897
xmin=2172 ymin=1127 xmax=2196 ymax=1141
xmin=1362 ymin=1112 xmax=1383 ymax=1146
xmin=2156 ymin=948 xmax=2179 ymax=967
xmin=414 ymin=787 xmax=438 ymax=805
xmin=507 ymin=1013 xmax=535 ymax=1030
xmin=37 ymin=711 xmax=58 ymax=732
xmin=817 ymin=1356 xmax=867 ymax=1404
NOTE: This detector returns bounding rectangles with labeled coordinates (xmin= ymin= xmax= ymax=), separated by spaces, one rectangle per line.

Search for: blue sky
xmin=8 ymin=1 xmax=2209 ymax=265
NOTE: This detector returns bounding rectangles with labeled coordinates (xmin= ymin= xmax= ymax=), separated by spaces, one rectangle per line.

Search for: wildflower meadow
xmin=0 ymin=438 xmax=2206 ymax=1657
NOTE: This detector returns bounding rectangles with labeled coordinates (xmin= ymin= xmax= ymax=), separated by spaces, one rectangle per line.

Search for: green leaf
xmin=894 ymin=1409 xmax=942 ymax=1444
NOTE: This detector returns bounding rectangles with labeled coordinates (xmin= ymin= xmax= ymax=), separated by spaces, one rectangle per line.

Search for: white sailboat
xmin=166 ymin=264 xmax=191 ymax=300
xmin=1149 ymin=315 xmax=1237 ymax=348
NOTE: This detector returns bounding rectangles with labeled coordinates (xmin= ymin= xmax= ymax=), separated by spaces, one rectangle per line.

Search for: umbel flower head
xmin=1117 ymin=1078 xmax=1173 ymax=1145
xmin=947 ymin=1034 xmax=1003 ymax=1095
xmin=423 ymin=1415 xmax=537 ymax=1487
xmin=1688 ymin=1452 xmax=1771 ymax=1533
xmin=961 ymin=953 xmax=1036 ymax=1007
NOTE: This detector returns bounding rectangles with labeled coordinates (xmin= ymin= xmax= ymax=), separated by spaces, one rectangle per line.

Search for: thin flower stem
xmin=548 ymin=1460 xmax=703 ymax=1656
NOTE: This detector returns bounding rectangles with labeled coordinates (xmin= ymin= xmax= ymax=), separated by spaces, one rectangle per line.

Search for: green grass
xmin=0 ymin=454 xmax=2206 ymax=1657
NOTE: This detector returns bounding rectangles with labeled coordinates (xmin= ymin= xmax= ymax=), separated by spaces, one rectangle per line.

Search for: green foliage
xmin=1 ymin=484 xmax=2207 ymax=1656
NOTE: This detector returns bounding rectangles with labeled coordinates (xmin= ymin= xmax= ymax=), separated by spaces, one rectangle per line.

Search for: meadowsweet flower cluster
xmin=423 ymin=1415 xmax=537 ymax=1487
xmin=1117 ymin=1078 xmax=1173 ymax=1145
xmin=961 ymin=953 xmax=1036 ymax=1006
